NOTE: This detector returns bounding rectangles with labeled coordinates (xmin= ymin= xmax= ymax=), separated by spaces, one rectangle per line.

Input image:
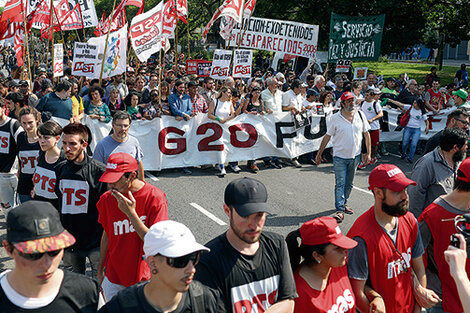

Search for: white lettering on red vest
xmin=327 ymin=289 xmax=355 ymax=313
xmin=114 ymin=215 xmax=147 ymax=235
xmin=59 ymin=180 xmax=90 ymax=214
xmin=387 ymin=247 xmax=412 ymax=279
xmin=231 ymin=275 xmax=279 ymax=313
xmin=0 ymin=130 xmax=10 ymax=153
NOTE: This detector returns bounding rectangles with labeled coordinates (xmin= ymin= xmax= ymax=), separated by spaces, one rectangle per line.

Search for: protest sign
xmin=232 ymin=49 xmax=252 ymax=78
xmin=353 ymin=67 xmax=368 ymax=80
xmin=72 ymin=42 xmax=98 ymax=78
xmin=210 ymin=49 xmax=232 ymax=80
xmin=130 ymin=0 xmax=177 ymax=62
xmin=226 ymin=17 xmax=319 ymax=59
xmin=186 ymin=59 xmax=212 ymax=77
xmin=88 ymin=25 xmax=127 ymax=79
xmin=53 ymin=43 xmax=63 ymax=77
xmin=328 ymin=13 xmax=385 ymax=62
xmin=335 ymin=60 xmax=351 ymax=73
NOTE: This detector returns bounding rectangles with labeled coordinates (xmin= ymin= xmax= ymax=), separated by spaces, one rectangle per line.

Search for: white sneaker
xmin=231 ymin=165 xmax=241 ymax=173
xmin=219 ymin=167 xmax=226 ymax=176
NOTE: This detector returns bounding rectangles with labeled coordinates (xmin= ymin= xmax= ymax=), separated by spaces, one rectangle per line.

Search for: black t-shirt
xmin=16 ymin=131 xmax=40 ymax=195
xmin=98 ymin=281 xmax=224 ymax=313
xmin=0 ymin=117 xmax=21 ymax=173
xmin=55 ymin=154 xmax=106 ymax=251
xmin=33 ymin=150 xmax=66 ymax=208
xmin=0 ymin=270 xmax=99 ymax=312
xmin=195 ymin=231 xmax=297 ymax=313
xmin=397 ymin=88 xmax=418 ymax=105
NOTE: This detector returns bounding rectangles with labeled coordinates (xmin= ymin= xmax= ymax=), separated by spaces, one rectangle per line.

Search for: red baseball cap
xmin=368 ymin=164 xmax=416 ymax=192
xmin=299 ymin=217 xmax=357 ymax=249
xmin=340 ymin=91 xmax=355 ymax=101
xmin=457 ymin=157 xmax=470 ymax=182
xmin=99 ymin=153 xmax=139 ymax=183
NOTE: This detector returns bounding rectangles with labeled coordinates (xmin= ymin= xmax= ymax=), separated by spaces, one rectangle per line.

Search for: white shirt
xmin=326 ymin=110 xmax=371 ymax=158
xmin=282 ymin=89 xmax=303 ymax=110
xmin=361 ymin=100 xmax=383 ymax=130
xmin=261 ymin=88 xmax=283 ymax=113
xmin=404 ymin=104 xmax=428 ymax=128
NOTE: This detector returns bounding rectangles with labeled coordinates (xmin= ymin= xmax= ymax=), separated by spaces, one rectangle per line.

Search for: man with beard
xmin=347 ymin=164 xmax=440 ymax=313
xmin=418 ymin=158 xmax=470 ymax=313
xmin=195 ymin=177 xmax=296 ymax=313
xmin=55 ymin=123 xmax=107 ymax=278
xmin=408 ymin=128 xmax=468 ymax=218
xmin=94 ymin=111 xmax=144 ymax=180
xmin=315 ymin=91 xmax=371 ymax=223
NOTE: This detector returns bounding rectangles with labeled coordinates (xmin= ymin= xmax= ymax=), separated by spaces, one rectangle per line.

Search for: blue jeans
xmin=402 ymin=126 xmax=421 ymax=159
xmin=333 ymin=155 xmax=361 ymax=212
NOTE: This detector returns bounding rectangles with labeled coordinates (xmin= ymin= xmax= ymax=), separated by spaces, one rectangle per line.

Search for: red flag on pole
xmin=94 ymin=10 xmax=107 ymax=36
xmin=54 ymin=3 xmax=84 ymax=31
xmin=170 ymin=0 xmax=188 ymax=24
xmin=14 ymin=24 xmax=24 ymax=66
xmin=0 ymin=0 xmax=24 ymax=24
xmin=202 ymin=0 xmax=244 ymax=40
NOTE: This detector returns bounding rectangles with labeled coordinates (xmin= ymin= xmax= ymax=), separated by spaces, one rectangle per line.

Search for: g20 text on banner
xmin=328 ymin=13 xmax=385 ymax=62
xmin=226 ymin=17 xmax=319 ymax=59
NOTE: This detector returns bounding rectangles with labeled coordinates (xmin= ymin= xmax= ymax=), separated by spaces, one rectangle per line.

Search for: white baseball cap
xmin=143 ymin=220 xmax=209 ymax=259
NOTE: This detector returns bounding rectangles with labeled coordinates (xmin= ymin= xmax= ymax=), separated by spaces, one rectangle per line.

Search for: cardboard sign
xmin=232 ymin=49 xmax=252 ymax=78
xmin=53 ymin=43 xmax=64 ymax=77
xmin=210 ymin=49 xmax=232 ymax=80
xmin=186 ymin=59 xmax=212 ymax=77
xmin=335 ymin=60 xmax=351 ymax=73
xmin=72 ymin=42 xmax=98 ymax=78
xmin=354 ymin=67 xmax=368 ymax=80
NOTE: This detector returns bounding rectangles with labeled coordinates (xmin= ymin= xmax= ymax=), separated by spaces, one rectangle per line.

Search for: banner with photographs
xmin=186 ymin=59 xmax=212 ymax=77
xmin=226 ymin=17 xmax=319 ymax=59
xmin=328 ymin=13 xmax=385 ymax=62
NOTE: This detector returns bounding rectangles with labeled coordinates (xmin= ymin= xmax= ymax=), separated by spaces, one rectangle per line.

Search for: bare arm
xmin=445 ymin=234 xmax=470 ymax=313
xmin=137 ymin=161 xmax=144 ymax=181
xmin=314 ymin=134 xmax=331 ymax=165
xmin=97 ymin=230 xmax=109 ymax=285
xmin=350 ymin=278 xmax=373 ymax=313
xmin=207 ymin=100 xmax=216 ymax=120
xmin=265 ymin=299 xmax=294 ymax=313
xmin=411 ymin=256 xmax=441 ymax=309
xmin=363 ymin=131 xmax=371 ymax=164
xmin=111 ymin=190 xmax=148 ymax=240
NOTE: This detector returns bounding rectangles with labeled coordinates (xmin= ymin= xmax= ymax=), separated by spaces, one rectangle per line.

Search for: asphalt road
xmin=0 ymin=143 xmax=415 ymax=272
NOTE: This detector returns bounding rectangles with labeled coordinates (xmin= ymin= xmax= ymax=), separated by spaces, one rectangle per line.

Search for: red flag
xmin=93 ymin=10 xmax=107 ymax=36
xmin=0 ymin=0 xmax=24 ymax=24
xmin=202 ymin=0 xmax=244 ymax=40
xmin=14 ymin=24 xmax=24 ymax=66
xmin=26 ymin=0 xmax=49 ymax=31
xmin=243 ymin=0 xmax=256 ymax=18
xmin=113 ymin=0 xmax=145 ymax=19
xmin=0 ymin=21 xmax=19 ymax=40
xmin=170 ymin=0 xmax=188 ymax=24
xmin=54 ymin=3 xmax=83 ymax=31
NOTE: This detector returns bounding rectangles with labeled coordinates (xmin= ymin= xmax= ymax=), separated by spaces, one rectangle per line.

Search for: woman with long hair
xmin=32 ymin=120 xmax=65 ymax=208
xmin=286 ymin=217 xmax=362 ymax=313
xmin=160 ymin=81 xmax=172 ymax=115
xmin=16 ymin=106 xmax=41 ymax=203
xmin=105 ymin=85 xmax=125 ymax=117
xmin=389 ymin=98 xmax=429 ymax=163
xmin=208 ymin=86 xmax=235 ymax=176
xmin=85 ymin=86 xmax=112 ymax=123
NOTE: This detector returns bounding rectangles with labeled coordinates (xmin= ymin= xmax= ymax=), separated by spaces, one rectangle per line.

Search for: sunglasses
xmin=18 ymin=249 xmax=62 ymax=261
xmin=166 ymin=251 xmax=200 ymax=268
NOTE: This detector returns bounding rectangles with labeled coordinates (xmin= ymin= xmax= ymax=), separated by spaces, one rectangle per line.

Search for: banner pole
xmin=78 ymin=3 xmax=86 ymax=40
xmin=49 ymin=0 xmax=55 ymax=77
xmin=21 ymin=0 xmax=32 ymax=90
xmin=158 ymin=0 xmax=165 ymax=104
xmin=186 ymin=23 xmax=190 ymax=59
xmin=99 ymin=0 xmax=118 ymax=86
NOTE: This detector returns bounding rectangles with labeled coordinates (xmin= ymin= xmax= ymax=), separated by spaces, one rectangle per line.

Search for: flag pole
xmin=158 ymin=0 xmax=165 ymax=103
xmin=78 ymin=3 xmax=86 ymax=40
xmin=186 ymin=23 xmax=190 ymax=59
xmin=99 ymin=0 xmax=118 ymax=86
xmin=49 ymin=0 xmax=55 ymax=77
xmin=174 ymin=0 xmax=178 ymax=60
xmin=21 ymin=0 xmax=32 ymax=90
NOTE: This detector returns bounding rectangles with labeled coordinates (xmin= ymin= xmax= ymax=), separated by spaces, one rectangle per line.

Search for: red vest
xmin=419 ymin=202 xmax=470 ymax=313
xmin=347 ymin=207 xmax=417 ymax=313
xmin=426 ymin=88 xmax=443 ymax=110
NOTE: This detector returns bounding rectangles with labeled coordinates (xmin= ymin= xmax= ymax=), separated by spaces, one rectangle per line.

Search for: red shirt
xmin=419 ymin=202 xmax=470 ymax=313
xmin=426 ymin=88 xmax=444 ymax=111
xmin=97 ymin=182 xmax=168 ymax=287
xmin=347 ymin=207 xmax=417 ymax=313
xmin=294 ymin=265 xmax=356 ymax=313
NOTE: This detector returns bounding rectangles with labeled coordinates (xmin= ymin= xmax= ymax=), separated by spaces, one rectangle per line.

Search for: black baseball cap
xmin=19 ymin=80 xmax=28 ymax=86
xmin=7 ymin=201 xmax=76 ymax=253
xmin=224 ymin=177 xmax=270 ymax=217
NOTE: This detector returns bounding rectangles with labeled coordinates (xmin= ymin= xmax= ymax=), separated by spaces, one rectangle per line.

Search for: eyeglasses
xmin=455 ymin=118 xmax=469 ymax=125
xmin=114 ymin=124 xmax=130 ymax=129
xmin=18 ymin=249 xmax=62 ymax=261
xmin=166 ymin=251 xmax=200 ymax=268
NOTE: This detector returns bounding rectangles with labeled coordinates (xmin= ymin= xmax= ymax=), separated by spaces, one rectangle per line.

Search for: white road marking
xmin=190 ymin=202 xmax=227 ymax=226
xmin=388 ymin=153 xmax=402 ymax=158
xmin=146 ymin=173 xmax=159 ymax=181
xmin=353 ymin=186 xmax=373 ymax=195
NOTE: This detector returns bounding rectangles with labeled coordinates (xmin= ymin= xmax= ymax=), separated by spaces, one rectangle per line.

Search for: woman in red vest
xmin=286 ymin=217 xmax=364 ymax=313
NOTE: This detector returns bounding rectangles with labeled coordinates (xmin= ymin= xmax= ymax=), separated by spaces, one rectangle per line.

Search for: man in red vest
xmin=418 ymin=157 xmax=470 ymax=313
xmin=424 ymin=79 xmax=444 ymax=114
xmin=347 ymin=164 xmax=440 ymax=313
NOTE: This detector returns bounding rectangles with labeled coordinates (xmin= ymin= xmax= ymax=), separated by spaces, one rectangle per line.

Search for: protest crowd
xmin=1 ymin=0 xmax=470 ymax=311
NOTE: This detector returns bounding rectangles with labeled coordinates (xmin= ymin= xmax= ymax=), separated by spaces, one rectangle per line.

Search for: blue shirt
xmin=36 ymin=92 xmax=73 ymax=120
xmin=169 ymin=93 xmax=192 ymax=119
